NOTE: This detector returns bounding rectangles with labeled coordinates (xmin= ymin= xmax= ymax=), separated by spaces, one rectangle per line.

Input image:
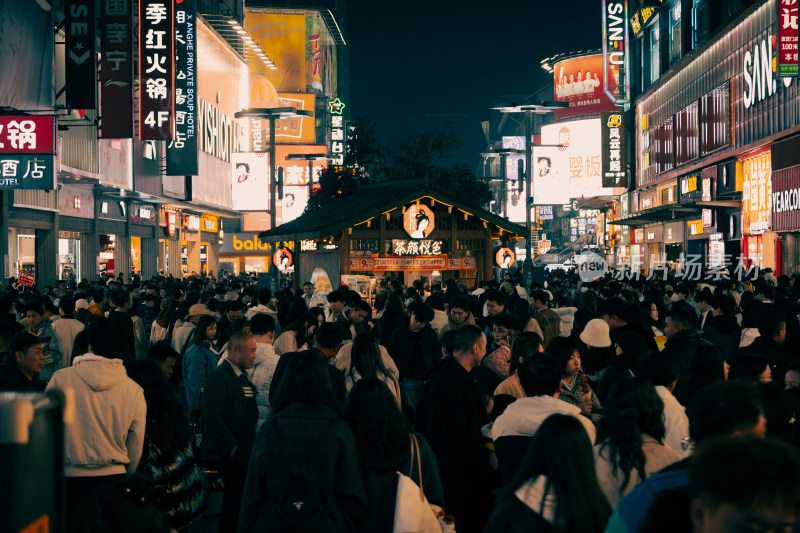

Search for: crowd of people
xmin=3 ymin=268 xmax=800 ymax=533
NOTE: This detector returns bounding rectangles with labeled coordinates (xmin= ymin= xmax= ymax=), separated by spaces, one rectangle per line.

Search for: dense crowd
xmin=2 ymin=268 xmax=800 ymax=533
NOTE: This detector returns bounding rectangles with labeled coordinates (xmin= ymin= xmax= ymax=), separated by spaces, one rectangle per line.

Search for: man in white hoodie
xmin=46 ymin=317 xmax=147 ymax=515
xmin=493 ymin=353 xmax=596 ymax=444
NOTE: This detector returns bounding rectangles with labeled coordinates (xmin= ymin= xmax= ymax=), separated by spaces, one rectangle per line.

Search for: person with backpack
xmin=238 ymin=350 xmax=367 ymax=532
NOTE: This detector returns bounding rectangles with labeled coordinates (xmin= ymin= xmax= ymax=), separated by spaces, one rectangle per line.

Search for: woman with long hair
xmin=347 ymin=334 xmax=401 ymax=404
xmin=379 ymin=292 xmax=408 ymax=347
xmin=127 ymin=360 xmax=206 ymax=529
xmin=181 ymin=314 xmax=219 ymax=415
xmin=273 ymin=311 xmax=316 ymax=355
xmin=548 ymin=336 xmax=603 ymax=423
xmin=484 ymin=414 xmax=611 ymax=532
xmin=638 ymin=299 xmax=664 ymax=337
xmin=238 ymin=351 xmax=367 ymax=531
xmin=596 ymin=331 xmax=647 ymax=405
xmin=593 ymin=377 xmax=681 ymax=506
xmin=346 ymin=378 xmax=445 ymax=531
xmin=149 ymin=297 xmax=174 ymax=345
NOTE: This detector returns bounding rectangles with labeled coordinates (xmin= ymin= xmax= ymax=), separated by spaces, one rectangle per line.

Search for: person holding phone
xmin=483 ymin=314 xmax=518 ymax=380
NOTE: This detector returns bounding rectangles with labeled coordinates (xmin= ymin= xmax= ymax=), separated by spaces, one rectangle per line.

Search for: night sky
xmin=347 ymin=1 xmax=602 ymax=164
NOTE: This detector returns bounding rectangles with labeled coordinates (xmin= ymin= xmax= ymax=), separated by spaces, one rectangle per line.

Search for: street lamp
xmin=480 ymin=148 xmax=524 ymax=218
xmin=491 ymin=101 xmax=567 ymax=287
xmin=285 ymin=153 xmax=332 ymax=211
xmin=234 ymin=107 xmax=313 ymax=229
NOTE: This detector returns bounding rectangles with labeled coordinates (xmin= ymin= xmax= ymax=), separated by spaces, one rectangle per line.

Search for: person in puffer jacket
xmin=46 ymin=317 xmax=147 ymax=518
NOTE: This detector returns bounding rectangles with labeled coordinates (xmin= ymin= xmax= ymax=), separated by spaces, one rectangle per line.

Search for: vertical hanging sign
xmin=329 ymin=98 xmax=345 ymax=166
xmin=139 ymin=0 xmax=175 ymax=140
xmin=779 ymin=0 xmax=799 ymax=77
xmin=602 ymin=0 xmax=630 ymax=105
xmin=65 ymin=0 xmax=98 ymax=109
xmin=100 ymin=0 xmax=134 ymax=138
xmin=601 ymin=111 xmax=628 ymax=187
xmin=166 ymin=0 xmax=198 ymax=174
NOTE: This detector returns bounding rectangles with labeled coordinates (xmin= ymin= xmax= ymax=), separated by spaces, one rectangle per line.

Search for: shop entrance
xmin=58 ymin=232 xmax=81 ymax=281
xmin=98 ymin=234 xmax=116 ymax=277
xmin=17 ymin=234 xmax=35 ymax=277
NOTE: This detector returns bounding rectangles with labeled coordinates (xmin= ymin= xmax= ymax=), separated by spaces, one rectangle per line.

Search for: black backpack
xmin=270 ymin=418 xmax=336 ymax=533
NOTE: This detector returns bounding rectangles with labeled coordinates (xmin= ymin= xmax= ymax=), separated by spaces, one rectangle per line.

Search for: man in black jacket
xmin=416 ymin=324 xmax=495 ymax=533
xmin=387 ymin=302 xmax=440 ymax=419
xmin=742 ymin=307 xmax=792 ymax=388
xmin=269 ymin=322 xmax=347 ymax=409
xmin=0 ymin=330 xmax=48 ymax=392
xmin=201 ymin=331 xmax=258 ymax=533
xmin=662 ymin=307 xmax=711 ymax=379
xmin=106 ymin=289 xmax=135 ymax=366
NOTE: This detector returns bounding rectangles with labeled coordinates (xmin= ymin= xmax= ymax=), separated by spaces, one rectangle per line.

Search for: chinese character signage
xmin=273 ymin=248 xmax=294 ymax=270
xmin=602 ymin=0 xmax=630 ymax=105
xmin=0 ymin=117 xmax=55 ymax=154
xmin=0 ymin=155 xmax=55 ymax=190
xmin=166 ymin=0 xmax=197 ymax=174
xmin=740 ymin=149 xmax=772 ymax=235
xmin=100 ymin=0 xmax=134 ymax=138
xmin=330 ymin=101 xmax=346 ymax=166
xmin=601 ymin=112 xmax=628 ymax=187
xmin=495 ymin=247 xmax=516 ymax=268
xmin=139 ymin=0 xmax=174 ymax=140
xmin=65 ymin=0 xmax=97 ymax=109
xmin=0 ymin=116 xmax=56 ymax=191
xmin=403 ymin=205 xmax=435 ymax=239
xmin=779 ymin=0 xmax=799 ymax=77
xmin=392 ymin=240 xmax=443 ymax=256
xmin=182 ymin=214 xmax=200 ymax=231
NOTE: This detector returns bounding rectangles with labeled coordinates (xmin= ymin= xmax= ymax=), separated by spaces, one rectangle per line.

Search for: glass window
xmin=675 ymin=101 xmax=699 ymax=166
xmin=655 ymin=117 xmax=674 ymax=174
xmin=649 ymin=17 xmax=661 ymax=84
xmin=669 ymin=4 xmax=682 ymax=64
xmin=700 ymin=82 xmax=731 ymax=155
xmin=692 ymin=0 xmax=705 ymax=48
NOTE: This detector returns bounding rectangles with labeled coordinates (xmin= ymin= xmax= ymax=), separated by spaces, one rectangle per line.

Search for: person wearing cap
xmin=171 ymin=303 xmax=215 ymax=356
xmin=579 ymin=318 xmax=615 ymax=381
xmin=0 ymin=331 xmax=48 ymax=392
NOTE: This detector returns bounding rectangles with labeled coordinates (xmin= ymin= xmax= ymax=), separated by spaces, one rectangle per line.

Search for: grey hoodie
xmin=46 ymin=354 xmax=146 ymax=477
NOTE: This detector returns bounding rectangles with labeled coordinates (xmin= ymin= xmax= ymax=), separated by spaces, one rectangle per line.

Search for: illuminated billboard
xmin=501 ymin=136 xmax=528 ymax=223
xmin=277 ymin=145 xmax=328 ymax=223
xmin=532 ymin=146 xmax=570 ymax=205
xmin=242 ymin=93 xmax=317 ymax=152
xmin=541 ymin=118 xmax=625 ymax=199
xmin=245 ymin=12 xmax=306 ymax=92
xmin=553 ymin=54 xmax=617 ymax=119
xmin=231 ymin=152 xmax=270 ymax=212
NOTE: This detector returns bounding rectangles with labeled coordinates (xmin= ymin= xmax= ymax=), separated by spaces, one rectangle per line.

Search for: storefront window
xmin=131 ymin=237 xmax=141 ymax=275
xmin=17 ymin=234 xmax=35 ymax=278
xmin=58 ymin=232 xmax=81 ymax=281
xmin=675 ymin=101 xmax=699 ymax=165
xmin=220 ymin=258 xmax=237 ymax=276
xmin=655 ymin=117 xmax=674 ymax=173
xmin=98 ymin=234 xmax=116 ymax=277
xmin=244 ymin=257 xmax=267 ymax=273
xmin=200 ymin=244 xmax=208 ymax=274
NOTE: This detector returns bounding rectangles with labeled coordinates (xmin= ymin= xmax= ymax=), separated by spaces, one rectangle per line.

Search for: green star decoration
xmin=329 ymin=98 xmax=345 ymax=115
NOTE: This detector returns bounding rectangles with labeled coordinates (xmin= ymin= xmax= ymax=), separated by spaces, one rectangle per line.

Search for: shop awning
xmin=258 ymin=184 xmax=529 ymax=242
xmin=612 ymin=204 xmax=703 ymax=226
xmin=574 ymin=195 xmax=618 ymax=210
